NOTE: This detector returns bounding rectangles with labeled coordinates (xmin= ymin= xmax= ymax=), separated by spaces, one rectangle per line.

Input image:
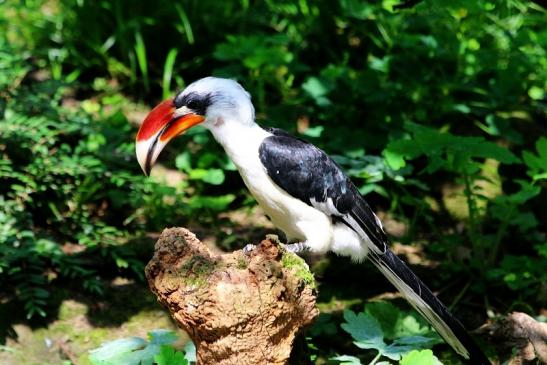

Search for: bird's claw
xmin=243 ymin=244 xmax=256 ymax=255
xmin=284 ymin=242 xmax=308 ymax=254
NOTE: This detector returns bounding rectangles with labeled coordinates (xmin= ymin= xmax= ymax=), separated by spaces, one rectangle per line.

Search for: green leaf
xmin=187 ymin=194 xmax=235 ymax=211
xmin=339 ymin=305 xmax=437 ymax=362
xmin=89 ymin=337 xmax=148 ymax=365
xmin=162 ymin=48 xmax=179 ymax=100
xmin=134 ymin=32 xmax=149 ymax=92
xmin=154 ymin=345 xmax=188 ymax=365
xmin=383 ymin=336 xmax=435 ymax=360
xmin=148 ymin=329 xmax=179 ymax=345
xmin=528 ymin=86 xmax=544 ymax=100
xmin=494 ymin=180 xmax=540 ymax=205
xmin=383 ymin=149 xmax=406 ymax=170
xmin=189 ymin=168 xmax=225 ymax=185
xmin=365 ymin=301 xmax=434 ymax=340
xmin=175 ymin=152 xmax=192 ymax=172
xmin=399 ymin=349 xmax=442 ymax=365
xmin=522 ymin=137 xmax=547 ymax=181
xmin=89 ymin=330 xmax=179 ymax=365
xmin=341 ymin=310 xmax=385 ymax=350
xmin=302 ymin=77 xmax=332 ymax=106
xmin=384 ymin=124 xmax=519 ymax=174
xmin=365 ymin=301 xmax=400 ymax=339
xmin=301 ymin=125 xmax=324 ymax=138
xmin=331 ymin=355 xmax=362 ymax=365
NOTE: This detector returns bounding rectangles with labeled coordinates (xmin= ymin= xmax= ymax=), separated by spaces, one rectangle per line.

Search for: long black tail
xmin=369 ymin=249 xmax=491 ymax=365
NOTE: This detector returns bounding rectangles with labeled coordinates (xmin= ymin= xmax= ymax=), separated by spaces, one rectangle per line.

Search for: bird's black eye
xmin=187 ymin=99 xmax=200 ymax=110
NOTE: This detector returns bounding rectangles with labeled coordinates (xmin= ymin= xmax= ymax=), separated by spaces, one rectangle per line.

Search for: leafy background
xmin=0 ymin=0 xmax=545 ymax=364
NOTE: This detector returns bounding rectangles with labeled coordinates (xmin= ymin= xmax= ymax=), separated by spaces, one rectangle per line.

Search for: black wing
xmin=259 ymin=128 xmax=388 ymax=254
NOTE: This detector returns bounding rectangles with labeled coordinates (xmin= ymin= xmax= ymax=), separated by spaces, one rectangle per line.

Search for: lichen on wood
xmin=145 ymin=227 xmax=319 ymax=365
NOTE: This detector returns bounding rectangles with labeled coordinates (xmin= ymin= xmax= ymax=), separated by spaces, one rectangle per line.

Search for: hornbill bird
xmin=136 ymin=77 xmax=491 ymax=364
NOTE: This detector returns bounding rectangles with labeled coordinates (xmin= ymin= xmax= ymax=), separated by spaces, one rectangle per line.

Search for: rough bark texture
xmin=145 ymin=227 xmax=319 ymax=365
xmin=480 ymin=311 xmax=547 ymax=365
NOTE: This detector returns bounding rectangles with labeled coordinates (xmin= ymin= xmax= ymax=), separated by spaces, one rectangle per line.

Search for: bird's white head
xmin=135 ymin=77 xmax=255 ymax=175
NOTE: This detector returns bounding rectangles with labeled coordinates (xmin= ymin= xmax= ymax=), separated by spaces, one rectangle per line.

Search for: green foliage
xmin=400 ymin=350 xmax=442 ymax=365
xmin=0 ymin=40 xmax=236 ymax=317
xmin=0 ymin=2 xmax=545 ymax=362
xmin=154 ymin=345 xmax=188 ymax=365
xmin=89 ymin=329 xmax=192 ymax=365
xmin=383 ymin=123 xmax=520 ymax=173
xmin=382 ymin=122 xmax=544 ymax=300
xmin=333 ymin=349 xmax=441 ymax=365
xmin=334 ymin=302 xmax=438 ymax=364
xmin=522 ymin=137 xmax=547 ymax=182
xmin=0 ymin=72 xmax=143 ymax=316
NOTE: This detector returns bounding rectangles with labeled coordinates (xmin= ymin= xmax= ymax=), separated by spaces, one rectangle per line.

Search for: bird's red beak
xmin=135 ymin=98 xmax=205 ymax=176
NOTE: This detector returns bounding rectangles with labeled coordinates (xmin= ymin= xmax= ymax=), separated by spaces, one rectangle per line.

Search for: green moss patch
xmin=281 ymin=251 xmax=316 ymax=289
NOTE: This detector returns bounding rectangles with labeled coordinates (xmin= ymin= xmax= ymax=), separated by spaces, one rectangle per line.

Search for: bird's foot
xmin=284 ymin=242 xmax=308 ymax=254
xmin=243 ymin=244 xmax=256 ymax=255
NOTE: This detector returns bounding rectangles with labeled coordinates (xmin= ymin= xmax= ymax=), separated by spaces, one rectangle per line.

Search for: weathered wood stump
xmin=145 ymin=228 xmax=319 ymax=365
xmin=481 ymin=311 xmax=547 ymax=364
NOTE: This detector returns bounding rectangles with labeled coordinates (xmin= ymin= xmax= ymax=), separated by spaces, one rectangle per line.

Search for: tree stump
xmin=145 ymin=228 xmax=319 ymax=365
xmin=480 ymin=311 xmax=547 ymax=364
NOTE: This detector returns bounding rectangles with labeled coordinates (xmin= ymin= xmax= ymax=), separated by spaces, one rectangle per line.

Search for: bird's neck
xmin=207 ymin=118 xmax=270 ymax=170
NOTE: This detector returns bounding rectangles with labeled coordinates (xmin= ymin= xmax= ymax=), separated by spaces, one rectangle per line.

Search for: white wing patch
xmin=310 ymin=197 xmax=342 ymax=217
xmin=343 ymin=215 xmax=386 ymax=255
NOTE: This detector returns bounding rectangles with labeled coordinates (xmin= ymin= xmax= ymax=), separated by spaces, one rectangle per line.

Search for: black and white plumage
xmin=259 ymin=127 xmax=488 ymax=363
xmin=259 ymin=127 xmax=388 ymax=255
xmin=135 ymin=77 xmax=491 ymax=364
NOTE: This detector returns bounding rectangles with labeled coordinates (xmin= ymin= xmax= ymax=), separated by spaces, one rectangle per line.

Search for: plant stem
xmin=368 ymin=352 xmax=382 ymax=365
xmin=449 ymin=280 xmax=471 ymax=311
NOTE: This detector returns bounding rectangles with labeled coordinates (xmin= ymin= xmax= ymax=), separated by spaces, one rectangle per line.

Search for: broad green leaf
xmin=365 ymin=301 xmax=434 ymax=340
xmin=148 ymin=329 xmax=180 ymax=345
xmin=399 ymin=349 xmax=442 ymax=365
xmin=89 ymin=337 xmax=148 ymax=365
xmin=341 ymin=310 xmax=385 ymax=350
xmin=154 ymin=345 xmax=188 ymax=365
xmin=393 ymin=315 xmax=433 ymax=339
xmin=382 ymin=336 xmax=435 ymax=360
xmin=383 ymin=149 xmax=406 ymax=170
xmin=365 ymin=301 xmax=400 ymax=339
xmin=89 ymin=330 xmax=179 ymax=365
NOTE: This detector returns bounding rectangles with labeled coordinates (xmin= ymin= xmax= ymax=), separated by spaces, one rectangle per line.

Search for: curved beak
xmin=135 ymin=98 xmax=205 ymax=176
